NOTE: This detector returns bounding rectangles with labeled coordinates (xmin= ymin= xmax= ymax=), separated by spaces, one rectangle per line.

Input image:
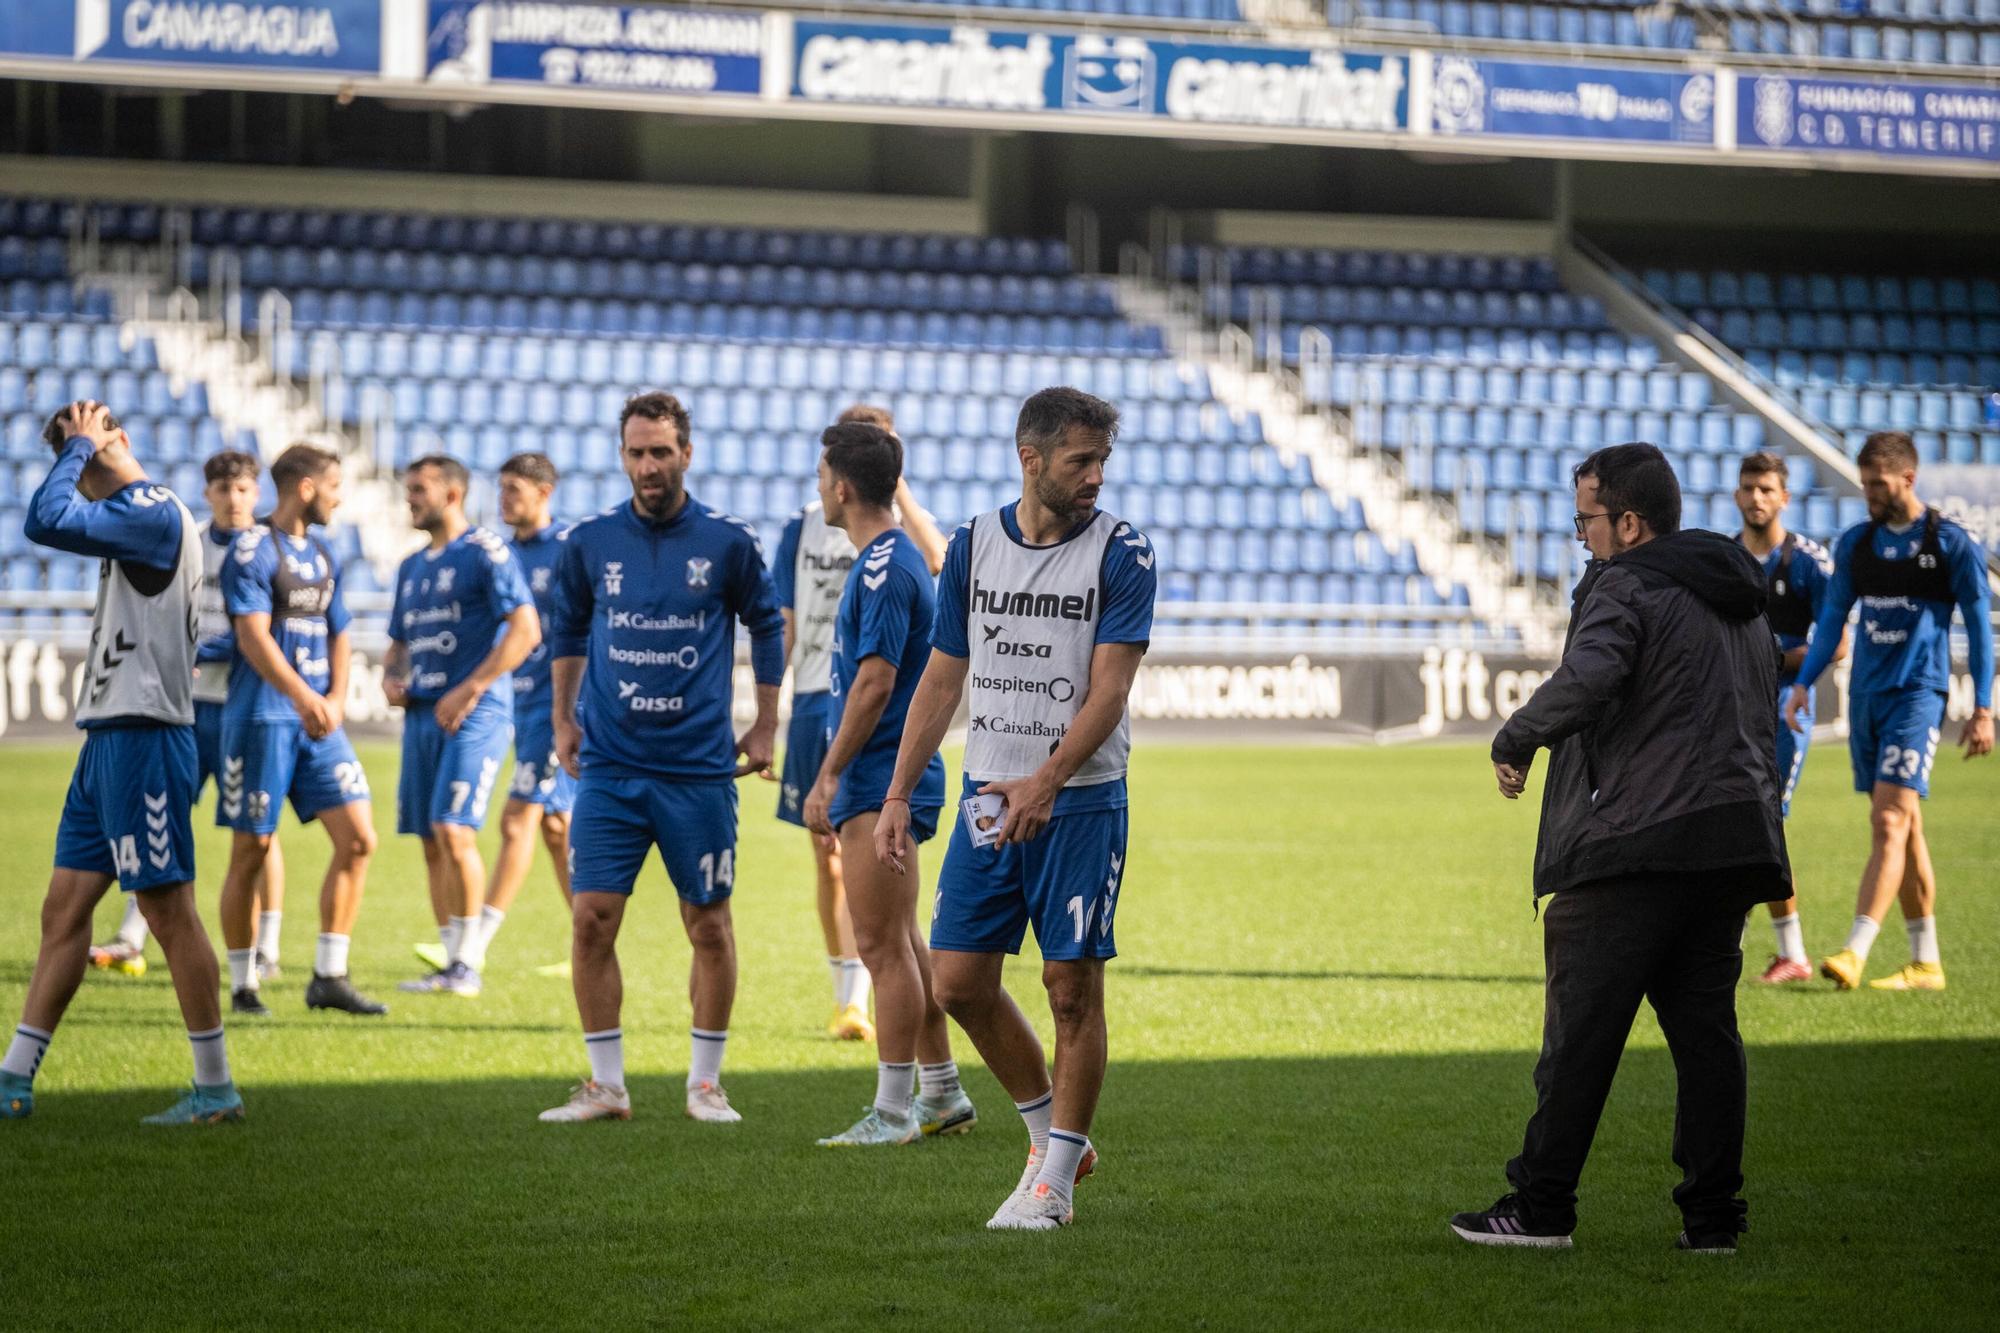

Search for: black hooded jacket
xmin=1492 ymin=529 xmax=1792 ymax=902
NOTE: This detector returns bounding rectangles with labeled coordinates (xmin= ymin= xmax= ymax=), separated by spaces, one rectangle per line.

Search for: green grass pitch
xmin=1 ymin=739 xmax=1996 ymax=1328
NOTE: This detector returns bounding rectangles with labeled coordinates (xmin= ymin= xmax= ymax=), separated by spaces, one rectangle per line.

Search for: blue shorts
xmin=830 ymin=750 xmax=945 ymax=843
xmin=570 ymin=772 xmax=737 ymax=903
xmin=508 ymin=709 xmax=576 ymax=816
xmin=397 ymin=701 xmax=513 ymax=835
xmin=1849 ymin=688 xmax=1947 ymax=798
xmin=777 ymin=691 xmax=831 ymax=827
xmin=195 ymin=700 xmax=224 ymax=800
xmin=1776 ymin=684 xmax=1811 ymax=819
xmin=930 ymin=794 xmax=1128 ymax=963
xmin=220 ymin=715 xmax=369 ymax=835
xmin=55 ymin=724 xmax=198 ymax=892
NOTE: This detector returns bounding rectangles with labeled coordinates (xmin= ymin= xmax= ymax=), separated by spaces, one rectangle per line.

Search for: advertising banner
xmin=1428 ymin=55 xmax=1716 ymax=145
xmin=788 ymin=19 xmax=1407 ymax=136
xmin=426 ymin=0 xmax=763 ymax=94
xmin=0 ymin=3 xmax=77 ymax=58
xmin=1739 ymin=73 xmax=2000 ymax=165
xmin=70 ymin=0 xmax=382 ymax=74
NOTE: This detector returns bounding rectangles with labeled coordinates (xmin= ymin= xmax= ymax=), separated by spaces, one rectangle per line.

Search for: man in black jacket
xmin=1449 ymin=442 xmax=1790 ymax=1255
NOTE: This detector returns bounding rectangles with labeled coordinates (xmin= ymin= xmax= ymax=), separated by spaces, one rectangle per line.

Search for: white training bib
xmin=77 ymin=488 xmax=202 ymax=727
xmin=789 ymin=501 xmax=855 ymax=695
xmin=190 ymin=521 xmax=232 ymax=704
xmin=962 ymin=509 xmax=1129 ymax=788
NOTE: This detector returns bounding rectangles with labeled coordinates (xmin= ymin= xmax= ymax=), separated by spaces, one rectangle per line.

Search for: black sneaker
xmin=305 ymin=973 xmax=388 ymax=1016
xmin=1448 ymin=1193 xmax=1574 ymax=1249
xmin=1675 ymin=1230 xmax=1738 ymax=1255
xmin=230 ymin=987 xmax=270 ymax=1017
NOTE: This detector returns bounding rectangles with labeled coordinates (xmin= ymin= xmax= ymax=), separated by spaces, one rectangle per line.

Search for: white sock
xmin=115 ymin=897 xmax=149 ymax=950
xmin=315 ymin=933 xmax=351 ymax=978
xmin=1907 ymin=916 xmax=1940 ymax=965
xmin=1036 ymin=1129 xmax=1090 ymax=1205
xmin=1845 ymin=914 xmax=1883 ymax=962
xmin=2 ymin=1024 xmax=51 ymax=1080
xmin=188 ymin=1025 xmax=231 ymax=1087
xmin=688 ymin=1028 xmax=726 ymax=1090
xmin=827 ymin=957 xmax=847 ymax=1006
xmin=1772 ymin=912 xmax=1806 ymax=964
xmin=919 ymin=1060 xmax=961 ymax=1101
xmin=439 ymin=920 xmax=461 ymax=962
xmin=847 ymin=959 xmax=872 ymax=1012
xmin=256 ymin=910 xmax=282 ymax=963
xmin=585 ymin=1028 xmax=624 ymax=1088
xmin=465 ymin=905 xmax=506 ymax=969
xmin=226 ymin=947 xmax=257 ymax=992
xmin=1015 ymin=1091 xmax=1053 ymax=1151
xmin=875 ymin=1060 xmax=915 ymax=1120
xmin=447 ymin=916 xmax=478 ymax=968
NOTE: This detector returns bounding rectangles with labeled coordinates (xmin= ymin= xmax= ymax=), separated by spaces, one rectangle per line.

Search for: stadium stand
xmin=1332 ymin=0 xmax=2000 ymax=66
xmin=1639 ymin=265 xmax=2000 ymax=467
xmin=8 ymin=197 xmax=1491 ymax=643
xmin=1174 ymin=242 xmax=1863 ymax=585
xmin=0 ymin=198 xmax=366 ymax=632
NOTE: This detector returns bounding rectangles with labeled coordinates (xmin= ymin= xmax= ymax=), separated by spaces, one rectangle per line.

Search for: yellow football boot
xmin=1819 ymin=949 xmax=1865 ymax=991
xmin=827 ymin=1003 xmax=875 ymax=1042
xmin=1868 ymin=962 xmax=1945 ymax=991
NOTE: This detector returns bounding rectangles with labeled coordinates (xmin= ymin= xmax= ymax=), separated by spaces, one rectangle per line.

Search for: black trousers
xmin=1505 ymin=879 xmax=1751 ymax=1235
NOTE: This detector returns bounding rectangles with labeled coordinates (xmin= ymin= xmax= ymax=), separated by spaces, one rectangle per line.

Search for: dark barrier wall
xmin=0 ymin=639 xmax=1982 ymax=745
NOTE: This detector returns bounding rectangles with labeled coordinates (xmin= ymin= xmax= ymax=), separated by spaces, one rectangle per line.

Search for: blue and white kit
xmin=1795 ymin=509 xmax=1993 ymax=799
xmin=1750 ymin=532 xmax=1835 ymax=818
xmin=824 ymin=526 xmax=946 ymax=838
xmin=507 ymin=522 xmax=575 ymax=816
xmin=191 ymin=520 xmax=242 ymax=798
xmin=218 ymin=524 xmax=369 ymax=836
xmin=30 ymin=440 xmax=204 ymax=892
xmin=772 ymin=501 xmax=853 ymax=826
xmin=389 ymin=526 xmax=533 ymax=834
xmin=927 ymin=504 xmax=1157 ymax=962
xmin=550 ymin=496 xmax=784 ymax=899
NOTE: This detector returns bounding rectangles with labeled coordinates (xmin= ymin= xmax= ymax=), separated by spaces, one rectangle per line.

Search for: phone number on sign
xmin=539 ymin=48 xmax=722 ymax=90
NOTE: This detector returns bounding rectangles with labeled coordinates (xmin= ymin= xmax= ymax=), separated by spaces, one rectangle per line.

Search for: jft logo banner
xmin=427 ymin=1 xmax=764 ymax=96
xmin=1429 ymin=56 xmax=1715 ymax=145
xmin=71 ymin=0 xmax=381 ymax=73
xmin=1742 ymin=73 xmax=2000 ymax=164
xmin=789 ymin=19 xmax=1406 ymax=135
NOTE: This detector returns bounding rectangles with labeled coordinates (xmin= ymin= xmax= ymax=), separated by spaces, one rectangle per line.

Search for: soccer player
xmin=4 ymin=402 xmax=242 ymax=1123
xmin=803 ymin=422 xmax=972 ymax=1146
xmin=1786 ymin=431 xmax=1994 ymax=991
xmin=217 ymin=444 xmax=385 ymax=1017
xmin=1733 ymin=451 xmax=1845 ymax=983
xmin=538 ymin=392 xmax=784 ymax=1125
xmin=90 ymin=450 xmax=286 ymax=978
xmin=416 ymin=453 xmax=573 ymax=976
xmin=877 ymin=387 xmax=1157 ymax=1229
xmin=385 ymin=455 xmax=541 ymax=998
xmin=773 ymin=402 xmax=946 ymax=1042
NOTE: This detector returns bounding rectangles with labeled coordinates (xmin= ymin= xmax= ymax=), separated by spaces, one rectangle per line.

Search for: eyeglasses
xmin=1572 ymin=510 xmax=1618 ymax=537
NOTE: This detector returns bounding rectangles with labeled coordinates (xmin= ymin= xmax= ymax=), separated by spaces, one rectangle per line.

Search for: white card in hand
xmin=962 ymin=792 xmax=1007 ymax=848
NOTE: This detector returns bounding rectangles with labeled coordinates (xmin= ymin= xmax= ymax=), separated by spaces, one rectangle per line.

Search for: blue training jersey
xmin=26 ymin=441 xmax=185 ymax=570
xmin=933 ymin=502 xmax=1157 ymax=815
xmin=827 ymin=527 xmax=939 ymax=771
xmin=509 ymin=523 xmax=568 ymax=721
xmin=1797 ymin=513 xmax=1994 ymax=708
xmin=550 ymin=496 xmax=785 ymax=781
xmin=1759 ymin=534 xmax=1835 ymax=689
xmin=220 ymin=525 xmax=351 ymax=724
xmin=389 ymin=526 xmax=534 ymax=716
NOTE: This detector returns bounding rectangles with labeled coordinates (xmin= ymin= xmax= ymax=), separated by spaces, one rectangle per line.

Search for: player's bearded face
xmin=405 ymin=470 xmax=450 ymax=532
xmin=1859 ymin=464 xmax=1913 ymax=522
xmin=1033 ymin=430 xmax=1109 ymax=522
xmin=306 ymin=464 xmax=343 ymax=526
xmin=622 ymin=418 xmax=689 ymax=517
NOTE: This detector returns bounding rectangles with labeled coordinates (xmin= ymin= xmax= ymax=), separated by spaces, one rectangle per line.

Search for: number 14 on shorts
xmin=1065 ymin=852 xmax=1123 ymax=945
